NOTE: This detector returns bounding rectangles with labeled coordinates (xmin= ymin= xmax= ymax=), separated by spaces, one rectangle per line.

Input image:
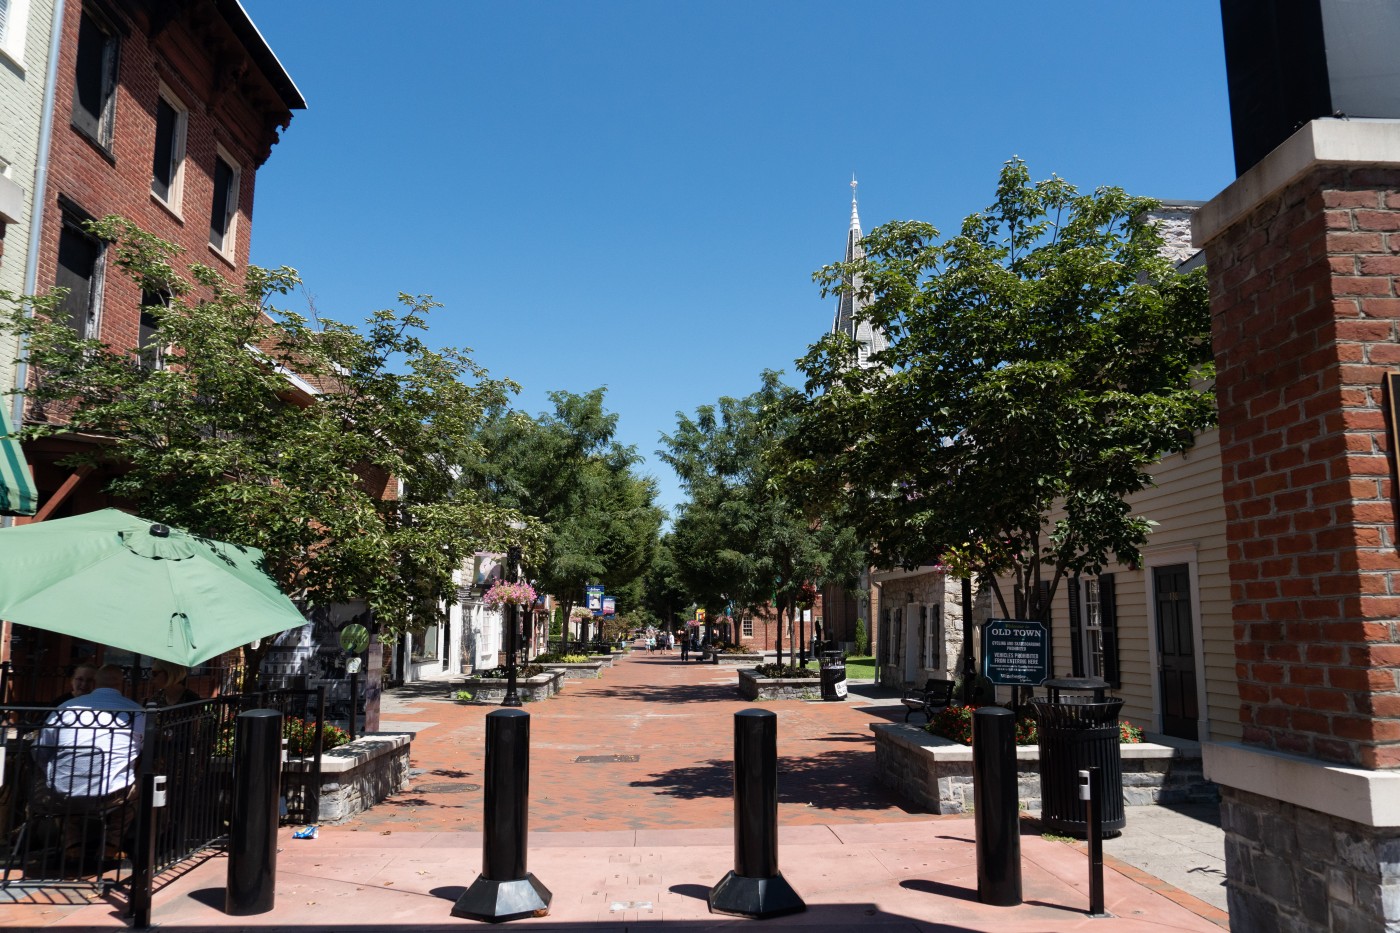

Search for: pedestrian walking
xmin=646 ymin=633 xmax=655 ymax=654
xmin=666 ymin=631 xmax=675 ymax=653
xmin=680 ymin=637 xmax=690 ymax=662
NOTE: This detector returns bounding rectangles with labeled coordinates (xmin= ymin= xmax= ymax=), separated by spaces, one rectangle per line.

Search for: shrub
xmin=854 ymin=618 xmax=869 ymax=656
xmin=476 ymin=664 xmax=545 ymax=679
xmin=533 ymin=653 xmax=590 ymax=664
xmin=755 ymin=663 xmax=819 ymax=679
xmin=455 ymin=689 xmax=474 ymax=702
xmin=215 ymin=716 xmax=350 ymax=757
xmin=927 ymin=705 xmax=1145 ymax=746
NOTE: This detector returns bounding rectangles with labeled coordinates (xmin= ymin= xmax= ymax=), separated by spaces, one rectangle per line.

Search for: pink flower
xmin=483 ymin=580 xmax=537 ymax=608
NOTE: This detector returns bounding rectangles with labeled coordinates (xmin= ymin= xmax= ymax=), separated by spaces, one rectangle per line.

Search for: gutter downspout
xmin=16 ymin=0 xmax=67 ymax=425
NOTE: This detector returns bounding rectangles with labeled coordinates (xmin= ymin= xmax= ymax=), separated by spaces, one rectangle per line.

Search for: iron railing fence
xmin=3 ymin=687 xmax=327 ymax=922
xmin=0 ymin=704 xmax=142 ymax=900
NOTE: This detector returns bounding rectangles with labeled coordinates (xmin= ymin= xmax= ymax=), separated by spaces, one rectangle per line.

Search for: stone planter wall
xmin=588 ymin=654 xmax=616 ymax=668
xmin=285 ymin=732 xmax=412 ymax=823
xmin=737 ymin=668 xmax=822 ymax=700
xmin=547 ymin=661 xmax=605 ymax=680
xmin=458 ymin=669 xmax=566 ymax=704
xmin=872 ymin=722 xmax=1215 ymax=815
xmin=706 ymin=651 xmax=765 ymax=665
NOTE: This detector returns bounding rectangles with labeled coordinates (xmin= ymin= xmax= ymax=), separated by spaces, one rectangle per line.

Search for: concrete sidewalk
xmin=4 ymin=649 xmax=1229 ymax=930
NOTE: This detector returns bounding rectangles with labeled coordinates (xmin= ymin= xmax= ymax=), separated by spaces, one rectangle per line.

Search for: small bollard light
xmin=1080 ymin=767 xmax=1109 ymax=918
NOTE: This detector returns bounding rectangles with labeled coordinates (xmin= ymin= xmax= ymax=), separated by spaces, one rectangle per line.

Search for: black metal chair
xmin=3 ymin=745 xmax=132 ymax=885
xmin=901 ymin=678 xmax=955 ymax=722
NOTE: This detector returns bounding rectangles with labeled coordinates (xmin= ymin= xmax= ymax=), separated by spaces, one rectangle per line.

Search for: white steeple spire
xmin=831 ymin=176 xmax=887 ymax=367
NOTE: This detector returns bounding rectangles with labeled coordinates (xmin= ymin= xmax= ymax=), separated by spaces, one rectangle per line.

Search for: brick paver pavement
xmin=342 ymin=648 xmax=921 ymax=836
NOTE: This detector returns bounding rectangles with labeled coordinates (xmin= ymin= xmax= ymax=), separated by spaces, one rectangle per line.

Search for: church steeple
xmin=831 ymin=177 xmax=887 ymax=367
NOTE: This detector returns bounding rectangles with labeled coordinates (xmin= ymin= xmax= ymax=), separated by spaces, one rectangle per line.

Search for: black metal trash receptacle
xmin=819 ymin=651 xmax=846 ymax=701
xmin=1029 ymin=678 xmax=1125 ymax=838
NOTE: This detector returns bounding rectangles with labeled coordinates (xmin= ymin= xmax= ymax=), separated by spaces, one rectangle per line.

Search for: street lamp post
xmin=502 ymin=523 xmax=527 ymax=708
xmin=962 ymin=576 xmax=977 ymax=705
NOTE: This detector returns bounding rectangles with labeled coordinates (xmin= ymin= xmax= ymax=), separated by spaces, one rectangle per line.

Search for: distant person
xmin=647 ymin=634 xmax=655 ymax=654
xmin=680 ymin=636 xmax=690 ymax=662
xmin=148 ymin=660 xmax=201 ymax=706
xmin=33 ymin=664 xmax=145 ymax=862
xmin=50 ymin=663 xmax=97 ymax=706
xmin=666 ymin=631 xmax=675 ymax=653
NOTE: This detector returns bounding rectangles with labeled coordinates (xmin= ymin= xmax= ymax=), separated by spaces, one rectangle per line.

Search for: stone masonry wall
xmin=1202 ymin=165 xmax=1400 ymax=769
xmin=1222 ymin=786 xmax=1400 ymax=932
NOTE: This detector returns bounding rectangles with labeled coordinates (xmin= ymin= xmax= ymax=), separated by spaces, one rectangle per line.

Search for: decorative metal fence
xmin=2 ymin=687 xmax=327 ymax=925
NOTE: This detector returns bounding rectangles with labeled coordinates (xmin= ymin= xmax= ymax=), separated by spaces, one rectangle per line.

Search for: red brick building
xmin=3 ymin=0 xmax=302 ymax=698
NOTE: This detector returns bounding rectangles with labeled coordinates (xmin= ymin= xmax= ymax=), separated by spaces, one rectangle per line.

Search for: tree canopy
xmin=660 ymin=371 xmax=864 ymax=662
xmin=778 ymin=160 xmax=1216 ymax=619
xmin=465 ymin=388 xmax=663 ymax=632
xmin=3 ymin=216 xmax=531 ymax=646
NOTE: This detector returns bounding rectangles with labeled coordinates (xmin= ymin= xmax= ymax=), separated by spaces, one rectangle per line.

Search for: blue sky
xmin=240 ymin=1 xmax=1237 ymax=518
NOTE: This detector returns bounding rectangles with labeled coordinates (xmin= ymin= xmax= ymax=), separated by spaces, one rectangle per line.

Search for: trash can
xmin=819 ymin=651 xmax=846 ymax=701
xmin=1029 ymin=677 xmax=1125 ymax=838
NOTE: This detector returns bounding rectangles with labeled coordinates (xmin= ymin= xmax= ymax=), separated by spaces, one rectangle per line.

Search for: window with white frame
xmin=741 ymin=616 xmax=753 ymax=637
xmin=209 ymin=147 xmax=240 ymax=256
xmin=0 ymin=0 xmax=31 ymax=66
xmin=150 ymin=87 xmax=187 ymax=211
xmin=1083 ymin=577 xmax=1104 ymax=679
xmin=71 ymin=9 xmax=119 ymax=149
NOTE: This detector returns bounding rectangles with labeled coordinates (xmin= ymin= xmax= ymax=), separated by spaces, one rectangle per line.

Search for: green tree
xmin=3 ymin=217 xmax=530 ymax=678
xmin=467 ymin=388 xmax=663 ymax=639
xmin=660 ymin=371 xmax=864 ymax=666
xmin=780 ymin=160 xmax=1216 ymax=619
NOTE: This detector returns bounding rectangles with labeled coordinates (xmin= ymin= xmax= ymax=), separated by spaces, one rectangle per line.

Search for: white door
xmin=903 ymin=606 xmax=921 ymax=684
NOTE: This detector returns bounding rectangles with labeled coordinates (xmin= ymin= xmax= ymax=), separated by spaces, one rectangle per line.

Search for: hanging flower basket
xmin=483 ymin=580 xmax=537 ymax=609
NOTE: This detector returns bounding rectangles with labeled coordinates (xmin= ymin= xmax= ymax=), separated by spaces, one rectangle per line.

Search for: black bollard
xmin=708 ymin=709 xmax=805 ymax=919
xmin=452 ymin=708 xmax=552 ymax=921
xmin=973 ymin=706 xmax=1022 ymax=907
xmin=226 ymin=709 xmax=282 ymax=916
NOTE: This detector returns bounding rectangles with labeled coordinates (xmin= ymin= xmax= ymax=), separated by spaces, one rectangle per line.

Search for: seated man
xmin=33 ymin=664 xmax=145 ymax=864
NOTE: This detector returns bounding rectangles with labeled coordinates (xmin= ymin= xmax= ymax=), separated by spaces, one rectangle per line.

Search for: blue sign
xmin=586 ymin=584 xmax=604 ymax=613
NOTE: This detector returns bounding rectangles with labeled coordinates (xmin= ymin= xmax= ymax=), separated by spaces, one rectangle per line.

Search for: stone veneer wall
xmin=873 ymin=722 xmax=1212 ymax=816
xmin=1222 ymin=787 xmax=1400 ymax=932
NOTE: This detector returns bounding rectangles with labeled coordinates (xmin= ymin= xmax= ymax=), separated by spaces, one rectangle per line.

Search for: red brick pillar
xmin=1195 ymin=119 xmax=1400 ymax=931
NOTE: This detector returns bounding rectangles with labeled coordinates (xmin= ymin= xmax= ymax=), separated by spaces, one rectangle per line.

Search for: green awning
xmin=0 ymin=406 xmax=37 ymax=516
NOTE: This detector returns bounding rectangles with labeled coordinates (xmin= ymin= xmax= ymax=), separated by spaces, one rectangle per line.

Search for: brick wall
xmin=34 ymin=0 xmax=286 ymax=357
xmin=1204 ymin=165 xmax=1400 ymax=769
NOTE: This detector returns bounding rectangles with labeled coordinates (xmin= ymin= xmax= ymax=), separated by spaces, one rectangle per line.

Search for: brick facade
xmin=33 ymin=0 xmax=296 ymax=363
xmin=1203 ymin=164 xmax=1400 ymax=770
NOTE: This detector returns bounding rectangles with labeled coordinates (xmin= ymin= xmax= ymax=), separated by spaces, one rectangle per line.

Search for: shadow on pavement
xmin=582 ymin=682 xmax=740 ymax=703
xmin=630 ymin=748 xmax=920 ymax=814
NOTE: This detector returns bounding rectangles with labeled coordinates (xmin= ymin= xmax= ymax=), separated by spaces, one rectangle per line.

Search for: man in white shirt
xmin=33 ymin=664 xmax=145 ymax=862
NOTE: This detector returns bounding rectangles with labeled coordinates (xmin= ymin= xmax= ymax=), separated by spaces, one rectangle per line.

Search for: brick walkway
xmin=345 ymin=648 xmax=922 ymax=836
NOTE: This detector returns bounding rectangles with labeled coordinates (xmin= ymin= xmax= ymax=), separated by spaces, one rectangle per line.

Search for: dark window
xmin=151 ymin=96 xmax=178 ymax=202
xmin=138 ymin=292 xmax=163 ymax=369
xmin=209 ymin=154 xmax=238 ymax=252
xmin=55 ymin=221 xmax=101 ymax=338
xmin=71 ymin=11 xmax=118 ymax=148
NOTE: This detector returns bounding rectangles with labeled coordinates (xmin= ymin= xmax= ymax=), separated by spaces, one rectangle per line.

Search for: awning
xmin=0 ymin=406 xmax=38 ymax=516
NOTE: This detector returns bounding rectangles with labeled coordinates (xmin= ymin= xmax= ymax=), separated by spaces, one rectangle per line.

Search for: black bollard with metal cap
xmin=226 ymin=708 xmax=282 ymax=916
xmin=452 ymin=708 xmax=552 ymax=922
xmin=973 ymin=705 xmax=1022 ymax=907
xmin=708 ymin=708 xmax=806 ymax=919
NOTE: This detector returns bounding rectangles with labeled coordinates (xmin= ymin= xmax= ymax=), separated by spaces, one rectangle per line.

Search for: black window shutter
xmin=1100 ymin=573 xmax=1120 ymax=688
xmin=1036 ymin=580 xmax=1053 ymax=673
xmin=1067 ymin=574 xmax=1084 ymax=678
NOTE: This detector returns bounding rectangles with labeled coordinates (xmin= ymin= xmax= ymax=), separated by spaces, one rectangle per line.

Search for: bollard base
xmin=451 ymin=874 xmax=552 ymax=923
xmin=707 ymin=870 xmax=806 ymax=919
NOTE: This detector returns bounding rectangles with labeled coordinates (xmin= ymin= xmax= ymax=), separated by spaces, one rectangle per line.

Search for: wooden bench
xmin=901 ymin=678 xmax=955 ymax=722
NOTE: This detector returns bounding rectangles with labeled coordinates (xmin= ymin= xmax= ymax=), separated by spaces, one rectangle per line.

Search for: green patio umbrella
xmin=0 ymin=509 xmax=306 ymax=666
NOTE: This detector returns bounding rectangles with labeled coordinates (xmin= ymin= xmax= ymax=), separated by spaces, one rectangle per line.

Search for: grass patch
xmin=802 ymin=654 xmax=876 ymax=680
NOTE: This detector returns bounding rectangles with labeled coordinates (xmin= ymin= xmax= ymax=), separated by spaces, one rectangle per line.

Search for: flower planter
xmin=737 ymin=668 xmax=821 ymax=700
xmin=706 ymin=651 xmax=765 ymax=665
xmin=588 ymin=654 xmax=616 ymax=668
xmin=283 ymin=732 xmax=413 ymax=823
xmin=457 ymin=668 xmax=565 ymax=704
xmin=547 ymin=661 xmax=605 ymax=680
xmin=871 ymin=722 xmax=1215 ymax=815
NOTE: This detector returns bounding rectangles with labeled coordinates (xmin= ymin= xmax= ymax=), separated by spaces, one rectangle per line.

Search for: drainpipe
xmin=15 ymin=0 xmax=66 ymax=425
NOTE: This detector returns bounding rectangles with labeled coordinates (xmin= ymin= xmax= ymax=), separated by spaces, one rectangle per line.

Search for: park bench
xmin=901 ymin=678 xmax=955 ymax=723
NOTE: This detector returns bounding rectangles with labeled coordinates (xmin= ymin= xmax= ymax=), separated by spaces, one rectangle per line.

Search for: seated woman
xmin=148 ymin=661 xmax=200 ymax=707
